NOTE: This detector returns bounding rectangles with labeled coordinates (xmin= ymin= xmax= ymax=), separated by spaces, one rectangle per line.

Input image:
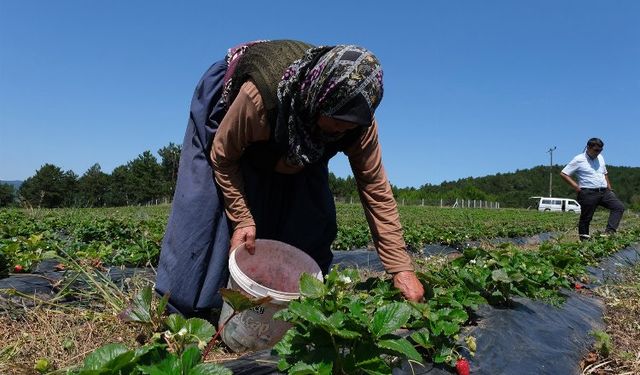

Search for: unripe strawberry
xmin=456 ymin=357 xmax=470 ymax=375
xmin=465 ymin=336 xmax=477 ymax=353
xmin=34 ymin=358 xmax=50 ymax=373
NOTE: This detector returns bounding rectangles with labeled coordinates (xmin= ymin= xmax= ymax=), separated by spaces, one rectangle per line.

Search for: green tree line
xmin=387 ymin=165 xmax=640 ymax=210
xmin=0 ymin=143 xmax=180 ymax=208
xmin=2 ymin=148 xmax=638 ymax=210
xmin=329 ymin=165 xmax=639 ymax=210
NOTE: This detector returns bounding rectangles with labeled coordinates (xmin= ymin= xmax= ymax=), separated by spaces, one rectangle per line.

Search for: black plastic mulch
xmin=0 ymin=259 xmax=154 ymax=309
xmin=1 ymin=235 xmax=638 ymax=374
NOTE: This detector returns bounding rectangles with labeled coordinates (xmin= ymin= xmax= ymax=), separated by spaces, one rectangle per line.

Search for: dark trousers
xmin=577 ymin=189 xmax=625 ymax=236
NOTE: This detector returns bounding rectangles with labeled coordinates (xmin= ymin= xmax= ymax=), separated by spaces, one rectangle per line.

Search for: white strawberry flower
xmin=339 ymin=275 xmax=352 ymax=284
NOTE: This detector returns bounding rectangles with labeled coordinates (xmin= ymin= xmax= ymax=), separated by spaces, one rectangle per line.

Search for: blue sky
xmin=1 ymin=1 xmax=638 ymax=187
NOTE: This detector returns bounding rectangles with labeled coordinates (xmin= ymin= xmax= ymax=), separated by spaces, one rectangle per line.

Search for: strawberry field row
xmin=274 ymin=223 xmax=640 ymax=373
xmin=1 ymin=205 xmax=638 ymax=374
xmin=334 ymin=204 xmax=579 ymax=250
xmin=1 ymin=205 xmax=580 ymax=273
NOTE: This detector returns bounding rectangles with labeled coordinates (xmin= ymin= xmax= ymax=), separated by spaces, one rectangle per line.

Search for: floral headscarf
xmin=276 ymin=45 xmax=384 ymax=166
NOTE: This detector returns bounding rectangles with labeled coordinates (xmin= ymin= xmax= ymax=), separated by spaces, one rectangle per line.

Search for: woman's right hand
xmin=230 ymin=225 xmax=256 ymax=254
xmin=393 ymin=271 xmax=425 ymax=302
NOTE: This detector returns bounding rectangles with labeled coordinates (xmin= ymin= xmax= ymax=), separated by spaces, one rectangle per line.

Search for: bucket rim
xmin=228 ymin=239 xmax=323 ymax=302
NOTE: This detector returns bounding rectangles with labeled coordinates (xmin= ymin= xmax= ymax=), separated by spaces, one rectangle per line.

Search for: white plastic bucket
xmin=219 ymin=239 xmax=322 ymax=352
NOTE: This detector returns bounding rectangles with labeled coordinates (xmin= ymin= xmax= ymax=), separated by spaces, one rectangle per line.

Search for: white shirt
xmin=561 ymin=152 xmax=608 ymax=189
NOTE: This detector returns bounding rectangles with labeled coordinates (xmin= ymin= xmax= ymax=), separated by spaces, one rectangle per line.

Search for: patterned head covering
xmin=276 ymin=45 xmax=384 ymax=166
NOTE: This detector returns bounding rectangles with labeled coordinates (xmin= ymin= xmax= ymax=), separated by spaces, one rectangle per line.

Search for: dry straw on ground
xmin=0 ymin=297 xmax=239 ymax=374
xmin=583 ymin=263 xmax=640 ymax=375
xmin=0 ymin=302 xmax=143 ymax=374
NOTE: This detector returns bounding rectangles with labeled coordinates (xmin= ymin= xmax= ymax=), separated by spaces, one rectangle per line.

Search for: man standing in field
xmin=560 ymin=137 xmax=625 ymax=241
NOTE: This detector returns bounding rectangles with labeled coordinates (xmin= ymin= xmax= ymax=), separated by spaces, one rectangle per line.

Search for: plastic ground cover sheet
xmin=0 ymin=233 xmax=557 ymax=303
xmin=1 ymin=239 xmax=638 ymax=374
xmin=0 ymin=259 xmax=153 ymax=309
xmin=223 ymin=242 xmax=639 ymax=375
xmin=217 ymin=291 xmax=605 ymax=375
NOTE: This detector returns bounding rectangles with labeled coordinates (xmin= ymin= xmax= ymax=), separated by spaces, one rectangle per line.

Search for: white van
xmin=529 ymin=196 xmax=581 ymax=213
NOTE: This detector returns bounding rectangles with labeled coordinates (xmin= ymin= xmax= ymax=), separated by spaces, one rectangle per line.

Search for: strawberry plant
xmin=68 ymin=286 xmax=234 ymax=374
xmin=274 ymin=269 xmax=416 ymax=373
xmin=0 ymin=205 xmax=593 ymax=270
xmin=333 ymin=224 xmax=371 ymax=250
xmin=73 ymin=343 xmax=231 ymax=375
xmin=420 ymin=245 xmax=571 ymax=307
xmin=273 ymin=268 xmax=475 ymax=373
xmin=0 ymin=233 xmax=58 ymax=272
xmin=118 ymin=285 xmax=170 ymax=333
xmin=74 ymin=284 xmax=274 ymax=374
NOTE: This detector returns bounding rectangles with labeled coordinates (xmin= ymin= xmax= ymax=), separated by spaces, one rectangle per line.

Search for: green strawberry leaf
xmin=165 ymin=314 xmax=186 ymax=333
xmin=220 ymin=288 xmax=272 ymax=313
xmin=138 ymin=355 xmax=180 ymax=375
xmin=333 ymin=328 xmax=361 ymax=339
xmin=492 ymin=269 xmax=511 ymax=283
xmin=180 ymin=346 xmax=201 ymax=371
xmin=356 ymin=357 xmax=392 ymax=375
xmin=410 ymin=328 xmax=433 ymax=349
xmin=188 ymin=363 xmax=233 ymax=375
xmin=82 ymin=343 xmax=131 ymax=370
xmin=446 ymin=308 xmax=468 ymax=324
xmin=377 ymin=338 xmax=423 ymax=363
xmin=287 ymin=300 xmax=329 ymax=327
xmin=370 ymin=302 xmax=411 ymax=338
xmin=118 ymin=286 xmax=152 ymax=323
xmin=299 ymin=273 xmax=327 ymax=298
xmin=440 ymin=321 xmax=460 ymax=336
xmin=346 ymin=300 xmax=369 ymax=325
xmin=273 ymin=328 xmax=296 ymax=357
xmin=185 ymin=318 xmax=215 ymax=341
xmin=156 ymin=291 xmax=170 ymax=317
xmin=288 ymin=360 xmax=331 ymax=375
xmin=432 ymin=346 xmax=454 ymax=364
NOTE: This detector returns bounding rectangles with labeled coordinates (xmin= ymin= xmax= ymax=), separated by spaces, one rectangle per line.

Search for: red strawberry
xmin=574 ymin=282 xmax=583 ymax=290
xmin=13 ymin=264 xmax=24 ymax=273
xmin=456 ymin=357 xmax=470 ymax=375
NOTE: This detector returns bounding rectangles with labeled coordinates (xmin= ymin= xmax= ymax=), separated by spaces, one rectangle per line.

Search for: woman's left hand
xmin=393 ymin=271 xmax=425 ymax=302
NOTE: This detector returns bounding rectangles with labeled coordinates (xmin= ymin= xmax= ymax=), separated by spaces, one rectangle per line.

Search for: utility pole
xmin=547 ymin=146 xmax=556 ymax=197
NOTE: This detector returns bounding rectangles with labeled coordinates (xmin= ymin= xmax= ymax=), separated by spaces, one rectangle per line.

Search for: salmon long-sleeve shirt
xmin=211 ymin=81 xmax=413 ymax=274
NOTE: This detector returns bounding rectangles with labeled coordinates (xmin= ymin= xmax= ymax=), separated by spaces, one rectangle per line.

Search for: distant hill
xmin=434 ymin=165 xmax=640 ymax=208
xmin=0 ymin=180 xmax=22 ymax=190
